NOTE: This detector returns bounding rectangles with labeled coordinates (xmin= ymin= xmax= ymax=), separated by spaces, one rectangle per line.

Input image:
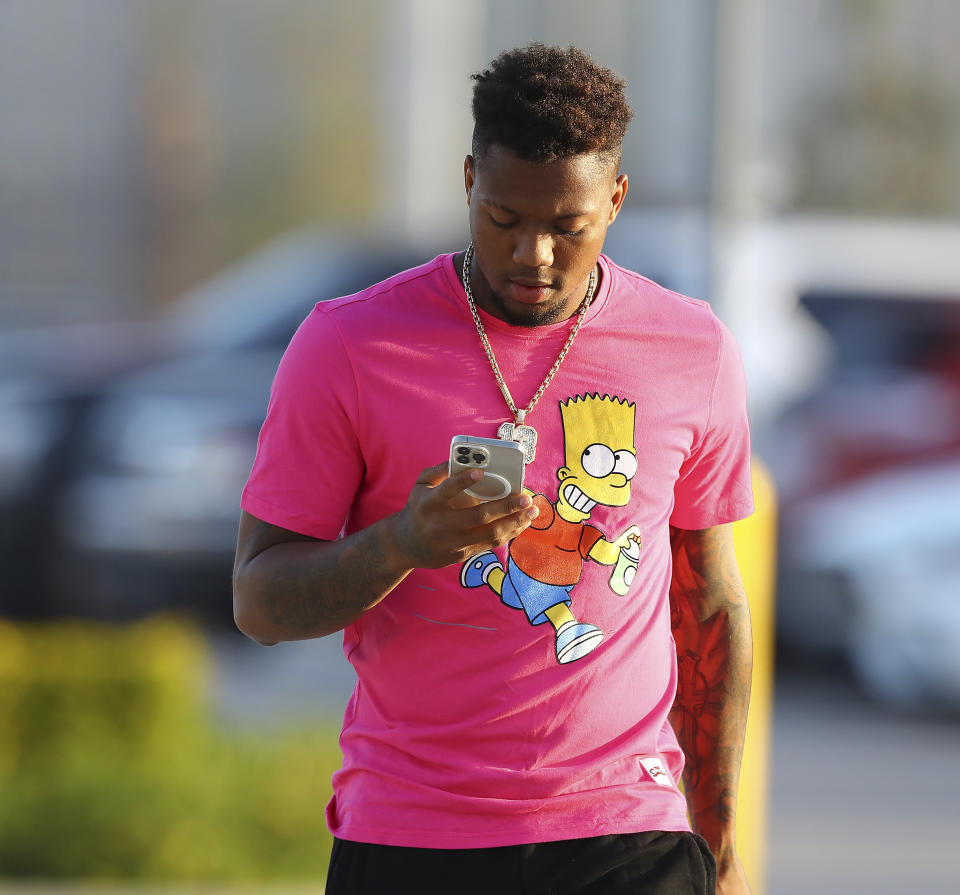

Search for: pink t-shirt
xmin=241 ymin=253 xmax=754 ymax=848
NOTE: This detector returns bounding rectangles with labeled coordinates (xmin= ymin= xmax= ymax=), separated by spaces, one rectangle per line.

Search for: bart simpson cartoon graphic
xmin=461 ymin=394 xmax=642 ymax=664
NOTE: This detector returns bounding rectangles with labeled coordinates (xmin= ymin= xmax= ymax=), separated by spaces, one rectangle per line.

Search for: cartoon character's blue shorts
xmin=500 ymin=557 xmax=574 ymax=625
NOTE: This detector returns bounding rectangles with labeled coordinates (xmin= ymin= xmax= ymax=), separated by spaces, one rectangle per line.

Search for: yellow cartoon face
xmin=557 ymin=395 xmax=638 ymax=518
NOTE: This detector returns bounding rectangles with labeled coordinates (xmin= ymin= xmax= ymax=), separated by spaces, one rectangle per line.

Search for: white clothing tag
xmin=640 ymin=757 xmax=673 ymax=786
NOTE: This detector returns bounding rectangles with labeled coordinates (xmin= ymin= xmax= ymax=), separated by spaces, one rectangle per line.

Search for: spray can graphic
xmin=609 ymin=536 xmax=641 ymax=595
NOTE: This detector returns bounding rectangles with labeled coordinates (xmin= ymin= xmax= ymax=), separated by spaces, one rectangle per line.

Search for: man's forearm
xmin=667 ymin=524 xmax=753 ymax=863
xmin=233 ymin=513 xmax=412 ymax=643
xmin=233 ymin=465 xmax=539 ymax=645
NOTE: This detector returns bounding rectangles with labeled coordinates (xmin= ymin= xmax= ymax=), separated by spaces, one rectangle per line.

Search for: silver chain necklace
xmin=462 ymin=242 xmax=597 ymax=462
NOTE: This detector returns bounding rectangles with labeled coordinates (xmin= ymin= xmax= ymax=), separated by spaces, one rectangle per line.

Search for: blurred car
xmin=51 ymin=231 xmax=420 ymax=623
xmin=781 ymin=457 xmax=960 ymax=709
xmin=0 ymin=307 xmax=187 ymax=617
xmin=771 ymin=291 xmax=960 ymax=710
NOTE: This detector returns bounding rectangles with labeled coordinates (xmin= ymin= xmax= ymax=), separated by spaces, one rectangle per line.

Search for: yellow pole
xmin=732 ymin=458 xmax=777 ymax=894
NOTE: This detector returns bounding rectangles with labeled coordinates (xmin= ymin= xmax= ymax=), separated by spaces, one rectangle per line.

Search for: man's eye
xmin=490 ymin=216 xmax=516 ymax=229
xmin=558 ymin=226 xmax=587 ymax=237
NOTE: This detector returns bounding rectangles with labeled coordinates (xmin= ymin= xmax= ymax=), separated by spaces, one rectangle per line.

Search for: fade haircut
xmin=471 ymin=43 xmax=633 ymax=169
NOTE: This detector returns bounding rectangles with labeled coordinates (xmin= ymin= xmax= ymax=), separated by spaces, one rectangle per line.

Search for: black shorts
xmin=325 ymin=831 xmax=716 ymax=894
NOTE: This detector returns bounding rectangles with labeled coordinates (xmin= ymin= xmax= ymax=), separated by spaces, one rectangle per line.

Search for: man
xmin=234 ymin=44 xmax=754 ymax=894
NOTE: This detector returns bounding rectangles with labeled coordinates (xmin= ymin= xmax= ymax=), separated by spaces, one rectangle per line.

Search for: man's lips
xmin=507 ymin=279 xmax=554 ymax=303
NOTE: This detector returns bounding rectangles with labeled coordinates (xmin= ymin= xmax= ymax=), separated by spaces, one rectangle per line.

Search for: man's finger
xmin=430 ymin=465 xmax=484 ymax=501
xmin=467 ymin=492 xmax=535 ymax=527
xmin=415 ymin=463 xmax=453 ymax=487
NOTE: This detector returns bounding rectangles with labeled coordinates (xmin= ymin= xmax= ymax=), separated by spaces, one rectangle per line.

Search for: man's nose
xmin=513 ymin=231 xmax=554 ymax=269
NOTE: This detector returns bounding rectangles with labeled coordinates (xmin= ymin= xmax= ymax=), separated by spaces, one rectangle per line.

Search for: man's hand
xmin=390 ymin=463 xmax=538 ymax=569
xmin=716 ymin=849 xmax=752 ymax=894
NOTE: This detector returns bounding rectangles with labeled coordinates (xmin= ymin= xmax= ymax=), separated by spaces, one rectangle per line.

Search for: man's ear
xmin=608 ymin=173 xmax=628 ymax=225
xmin=464 ymin=155 xmax=475 ymax=205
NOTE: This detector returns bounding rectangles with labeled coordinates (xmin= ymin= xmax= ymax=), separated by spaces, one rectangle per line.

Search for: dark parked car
xmin=48 ymin=231 xmax=420 ymax=623
xmin=0 ymin=306 xmax=188 ymax=616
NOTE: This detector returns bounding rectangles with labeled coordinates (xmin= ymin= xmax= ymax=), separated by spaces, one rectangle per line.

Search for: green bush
xmin=0 ymin=616 xmax=341 ymax=882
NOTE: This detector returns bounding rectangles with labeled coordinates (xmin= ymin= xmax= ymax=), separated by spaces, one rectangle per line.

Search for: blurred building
xmin=0 ymin=0 xmax=382 ymax=320
xmin=3 ymin=0 xmax=959 ymax=325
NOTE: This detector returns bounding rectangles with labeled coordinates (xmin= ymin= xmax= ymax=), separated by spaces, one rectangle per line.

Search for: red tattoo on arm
xmin=668 ymin=524 xmax=752 ymax=867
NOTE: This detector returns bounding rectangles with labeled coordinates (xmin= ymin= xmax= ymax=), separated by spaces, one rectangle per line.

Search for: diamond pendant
xmin=498 ymin=421 xmax=537 ymax=463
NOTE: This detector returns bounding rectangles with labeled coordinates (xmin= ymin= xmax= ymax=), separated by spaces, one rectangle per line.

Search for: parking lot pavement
xmin=209 ymin=629 xmax=356 ymax=728
xmin=767 ymin=666 xmax=960 ymax=895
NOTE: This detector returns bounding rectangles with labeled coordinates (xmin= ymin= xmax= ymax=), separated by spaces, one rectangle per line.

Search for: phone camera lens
xmin=456 ymin=446 xmax=470 ymax=455
xmin=472 ymin=453 xmax=486 ymax=465
xmin=456 ymin=456 xmax=470 ymax=464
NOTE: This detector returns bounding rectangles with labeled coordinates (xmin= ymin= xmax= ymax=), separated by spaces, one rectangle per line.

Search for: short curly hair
xmin=471 ymin=43 xmax=633 ymax=167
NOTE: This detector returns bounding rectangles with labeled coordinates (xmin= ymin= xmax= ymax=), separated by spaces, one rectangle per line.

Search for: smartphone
xmin=449 ymin=435 xmax=525 ymax=501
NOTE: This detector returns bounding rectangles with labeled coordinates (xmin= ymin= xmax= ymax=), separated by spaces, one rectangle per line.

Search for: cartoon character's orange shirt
xmin=509 ymin=494 xmax=604 ymax=586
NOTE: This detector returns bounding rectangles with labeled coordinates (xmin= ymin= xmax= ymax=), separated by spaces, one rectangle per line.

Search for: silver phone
xmin=449 ymin=435 xmax=525 ymax=501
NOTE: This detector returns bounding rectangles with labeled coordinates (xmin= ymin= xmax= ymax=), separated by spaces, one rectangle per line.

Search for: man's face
xmin=464 ymin=145 xmax=628 ymax=327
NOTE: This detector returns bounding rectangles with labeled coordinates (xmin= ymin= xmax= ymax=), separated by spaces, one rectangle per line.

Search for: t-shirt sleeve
xmin=240 ymin=305 xmax=363 ymax=540
xmin=670 ymin=318 xmax=754 ymax=530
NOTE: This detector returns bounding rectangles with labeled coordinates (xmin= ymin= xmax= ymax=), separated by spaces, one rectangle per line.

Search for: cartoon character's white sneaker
xmin=555 ymin=620 xmax=604 ymax=664
xmin=460 ymin=551 xmax=503 ymax=588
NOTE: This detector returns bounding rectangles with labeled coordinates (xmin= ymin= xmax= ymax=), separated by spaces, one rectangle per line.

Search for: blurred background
xmin=2 ymin=1 xmax=959 ymax=892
